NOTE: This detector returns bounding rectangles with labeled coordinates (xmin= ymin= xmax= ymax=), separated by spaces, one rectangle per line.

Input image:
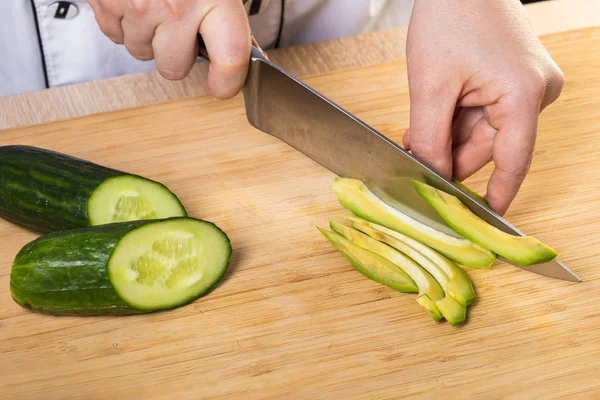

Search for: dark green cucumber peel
xmin=0 ymin=145 xmax=187 ymax=233
xmin=10 ymin=220 xmax=148 ymax=315
xmin=10 ymin=217 xmax=232 ymax=316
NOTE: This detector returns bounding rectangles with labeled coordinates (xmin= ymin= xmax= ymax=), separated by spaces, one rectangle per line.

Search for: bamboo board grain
xmin=0 ymin=27 xmax=599 ymax=400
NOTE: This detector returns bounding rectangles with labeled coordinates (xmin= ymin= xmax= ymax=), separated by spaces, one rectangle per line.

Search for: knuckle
xmin=130 ymin=0 xmax=150 ymax=14
xmin=410 ymin=136 xmax=451 ymax=161
xmin=546 ymin=64 xmax=565 ymax=101
xmin=218 ymin=52 xmax=249 ymax=74
xmin=161 ymin=0 xmax=187 ymax=19
xmin=517 ymin=68 xmax=547 ymax=98
xmin=498 ymin=160 xmax=531 ymax=184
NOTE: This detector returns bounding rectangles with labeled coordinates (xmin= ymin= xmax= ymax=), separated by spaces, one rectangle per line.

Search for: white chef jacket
xmin=0 ymin=0 xmax=414 ymax=97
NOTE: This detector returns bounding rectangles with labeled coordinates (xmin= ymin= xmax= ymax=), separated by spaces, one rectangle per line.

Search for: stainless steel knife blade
xmin=241 ymin=47 xmax=581 ymax=283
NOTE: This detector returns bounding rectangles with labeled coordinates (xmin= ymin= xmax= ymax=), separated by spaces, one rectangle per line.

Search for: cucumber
xmin=10 ymin=217 xmax=231 ymax=315
xmin=0 ymin=145 xmax=187 ymax=233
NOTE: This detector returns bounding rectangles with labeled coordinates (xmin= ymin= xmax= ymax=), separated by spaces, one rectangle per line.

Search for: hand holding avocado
xmin=403 ymin=0 xmax=565 ymax=215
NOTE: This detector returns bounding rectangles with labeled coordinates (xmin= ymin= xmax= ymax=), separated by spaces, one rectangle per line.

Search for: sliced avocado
xmin=350 ymin=217 xmax=476 ymax=307
xmin=435 ymin=296 xmax=467 ymax=326
xmin=412 ymin=180 xmax=558 ymax=266
xmin=317 ymin=227 xmax=418 ymax=293
xmin=329 ymin=221 xmax=444 ymax=321
xmin=452 ymin=178 xmax=490 ymax=208
xmin=332 ymin=177 xmax=496 ymax=268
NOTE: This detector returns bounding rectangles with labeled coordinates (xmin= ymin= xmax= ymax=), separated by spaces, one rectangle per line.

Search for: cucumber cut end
xmin=88 ymin=175 xmax=187 ymax=226
xmin=108 ymin=218 xmax=231 ymax=310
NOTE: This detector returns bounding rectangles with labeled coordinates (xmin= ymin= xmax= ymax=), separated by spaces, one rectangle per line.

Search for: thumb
xmin=407 ymin=74 xmax=460 ymax=179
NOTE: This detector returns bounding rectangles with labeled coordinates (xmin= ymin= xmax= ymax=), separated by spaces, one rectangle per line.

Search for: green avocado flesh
xmin=350 ymin=217 xmax=476 ymax=307
xmin=412 ymin=180 xmax=558 ymax=266
xmin=317 ymin=227 xmax=418 ymax=293
xmin=435 ymin=296 xmax=467 ymax=326
xmin=10 ymin=217 xmax=231 ymax=315
xmin=452 ymin=179 xmax=490 ymax=208
xmin=329 ymin=221 xmax=444 ymax=321
xmin=332 ymin=177 xmax=496 ymax=268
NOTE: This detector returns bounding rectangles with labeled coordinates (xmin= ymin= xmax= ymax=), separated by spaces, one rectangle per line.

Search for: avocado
xmin=350 ymin=217 xmax=476 ymax=307
xmin=329 ymin=221 xmax=444 ymax=321
xmin=452 ymin=178 xmax=490 ymax=208
xmin=412 ymin=180 xmax=558 ymax=266
xmin=332 ymin=177 xmax=496 ymax=268
xmin=435 ymin=296 xmax=467 ymax=326
xmin=316 ymin=227 xmax=418 ymax=293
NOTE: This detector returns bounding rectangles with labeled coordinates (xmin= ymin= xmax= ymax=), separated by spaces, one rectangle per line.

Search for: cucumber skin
xmin=0 ymin=145 xmax=186 ymax=233
xmin=10 ymin=218 xmax=232 ymax=316
xmin=10 ymin=220 xmax=149 ymax=316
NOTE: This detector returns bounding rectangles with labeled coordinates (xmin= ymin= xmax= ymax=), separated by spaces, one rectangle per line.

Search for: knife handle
xmin=197 ymin=33 xmax=210 ymax=61
xmin=196 ymin=33 xmax=269 ymax=63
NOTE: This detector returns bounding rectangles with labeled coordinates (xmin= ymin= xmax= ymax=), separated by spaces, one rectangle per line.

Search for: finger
xmin=451 ymin=107 xmax=486 ymax=149
xmin=200 ymin=1 xmax=251 ymax=98
xmin=452 ymin=116 xmax=496 ymax=180
xmin=151 ymin=4 xmax=202 ymax=81
xmin=402 ymin=128 xmax=411 ymax=150
xmin=88 ymin=1 xmax=124 ymax=44
xmin=121 ymin=2 xmax=161 ymax=61
xmin=407 ymin=75 xmax=461 ymax=179
xmin=484 ymin=97 xmax=539 ymax=215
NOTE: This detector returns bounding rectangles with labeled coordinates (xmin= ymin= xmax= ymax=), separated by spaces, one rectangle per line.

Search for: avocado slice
xmin=350 ymin=217 xmax=476 ymax=307
xmin=452 ymin=179 xmax=490 ymax=208
xmin=329 ymin=221 xmax=445 ymax=321
xmin=332 ymin=177 xmax=496 ymax=268
xmin=412 ymin=180 xmax=558 ymax=266
xmin=435 ymin=296 xmax=467 ymax=326
xmin=316 ymin=227 xmax=418 ymax=293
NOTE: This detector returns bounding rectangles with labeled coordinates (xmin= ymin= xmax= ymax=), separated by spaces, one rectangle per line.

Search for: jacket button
xmin=46 ymin=1 xmax=79 ymax=20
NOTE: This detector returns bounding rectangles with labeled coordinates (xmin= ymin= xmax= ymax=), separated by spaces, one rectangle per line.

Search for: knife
xmin=197 ymin=39 xmax=581 ymax=283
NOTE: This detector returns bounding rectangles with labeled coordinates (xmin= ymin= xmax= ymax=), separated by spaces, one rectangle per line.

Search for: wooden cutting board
xmin=1 ymin=27 xmax=599 ymax=400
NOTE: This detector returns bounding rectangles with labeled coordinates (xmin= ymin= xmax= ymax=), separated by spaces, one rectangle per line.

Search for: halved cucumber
xmin=329 ymin=221 xmax=444 ymax=321
xmin=317 ymin=227 xmax=418 ymax=293
xmin=0 ymin=145 xmax=186 ymax=233
xmin=331 ymin=177 xmax=496 ymax=268
xmin=10 ymin=217 xmax=231 ymax=315
xmin=413 ymin=180 xmax=558 ymax=266
xmin=88 ymin=175 xmax=187 ymax=225
xmin=109 ymin=218 xmax=231 ymax=310
xmin=349 ymin=217 xmax=476 ymax=307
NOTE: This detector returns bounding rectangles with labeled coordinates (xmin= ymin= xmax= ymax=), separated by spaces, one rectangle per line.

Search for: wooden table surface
xmin=0 ymin=0 xmax=599 ymax=131
xmin=0 ymin=19 xmax=599 ymax=400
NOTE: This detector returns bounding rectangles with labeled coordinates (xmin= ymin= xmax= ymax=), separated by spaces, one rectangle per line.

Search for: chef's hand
xmin=403 ymin=0 xmax=564 ymax=215
xmin=87 ymin=0 xmax=252 ymax=99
